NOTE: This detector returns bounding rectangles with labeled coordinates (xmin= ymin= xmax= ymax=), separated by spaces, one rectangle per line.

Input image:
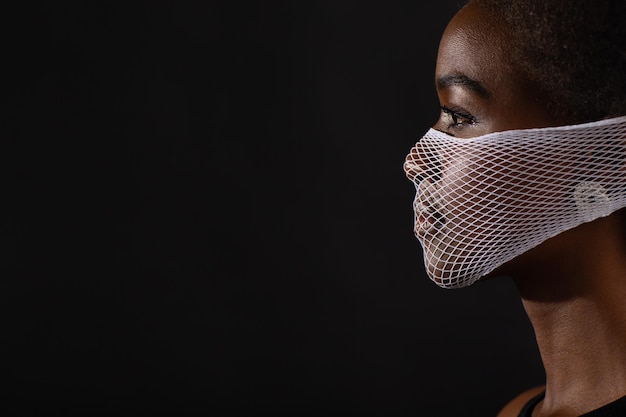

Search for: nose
xmin=404 ymin=145 xmax=441 ymax=184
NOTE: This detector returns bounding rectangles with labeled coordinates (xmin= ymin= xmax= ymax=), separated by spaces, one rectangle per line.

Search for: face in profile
xmin=405 ymin=2 xmax=551 ymax=287
xmin=403 ymin=1 xmax=626 ymax=288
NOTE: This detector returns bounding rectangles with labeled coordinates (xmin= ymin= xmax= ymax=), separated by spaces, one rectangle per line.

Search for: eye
xmin=440 ymin=105 xmax=476 ymax=130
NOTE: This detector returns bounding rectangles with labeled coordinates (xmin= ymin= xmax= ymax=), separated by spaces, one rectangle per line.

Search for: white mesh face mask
xmin=404 ymin=116 xmax=626 ymax=289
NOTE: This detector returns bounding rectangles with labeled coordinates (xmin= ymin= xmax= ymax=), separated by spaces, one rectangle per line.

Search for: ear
xmin=573 ymin=120 xmax=626 ymax=221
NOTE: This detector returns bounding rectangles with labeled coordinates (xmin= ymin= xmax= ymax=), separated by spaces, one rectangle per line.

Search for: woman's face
xmin=404 ymin=2 xmax=570 ymax=286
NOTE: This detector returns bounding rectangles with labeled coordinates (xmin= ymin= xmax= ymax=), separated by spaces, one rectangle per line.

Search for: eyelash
xmin=440 ymin=105 xmax=476 ymax=129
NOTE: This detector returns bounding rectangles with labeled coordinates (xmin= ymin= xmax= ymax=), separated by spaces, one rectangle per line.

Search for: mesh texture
xmin=404 ymin=116 xmax=626 ymax=288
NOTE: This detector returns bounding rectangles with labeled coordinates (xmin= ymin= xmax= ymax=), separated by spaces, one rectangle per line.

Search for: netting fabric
xmin=404 ymin=116 xmax=626 ymax=289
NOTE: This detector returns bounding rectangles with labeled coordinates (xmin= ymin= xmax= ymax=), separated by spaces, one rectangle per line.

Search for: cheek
xmin=440 ymin=155 xmax=568 ymax=239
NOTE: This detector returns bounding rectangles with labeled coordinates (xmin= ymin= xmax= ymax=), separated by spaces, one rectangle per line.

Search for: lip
xmin=414 ymin=213 xmax=435 ymax=237
xmin=412 ymin=179 xmax=444 ymax=237
xmin=413 ymin=202 xmax=439 ymax=237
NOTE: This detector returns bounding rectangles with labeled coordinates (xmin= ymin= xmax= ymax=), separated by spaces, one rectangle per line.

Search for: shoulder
xmin=496 ymin=386 xmax=546 ymax=417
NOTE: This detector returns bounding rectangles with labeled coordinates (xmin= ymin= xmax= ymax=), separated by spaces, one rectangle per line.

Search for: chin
xmin=422 ymin=243 xmax=484 ymax=289
xmin=425 ymin=261 xmax=479 ymax=289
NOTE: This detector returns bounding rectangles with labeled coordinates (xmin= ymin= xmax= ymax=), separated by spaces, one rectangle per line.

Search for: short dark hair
xmin=471 ymin=0 xmax=626 ymax=124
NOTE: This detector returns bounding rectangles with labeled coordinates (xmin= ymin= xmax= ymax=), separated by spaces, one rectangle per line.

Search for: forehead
xmin=435 ymin=3 xmax=515 ymax=95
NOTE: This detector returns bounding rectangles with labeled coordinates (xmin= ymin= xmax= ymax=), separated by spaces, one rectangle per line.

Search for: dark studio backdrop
xmin=2 ymin=1 xmax=545 ymax=416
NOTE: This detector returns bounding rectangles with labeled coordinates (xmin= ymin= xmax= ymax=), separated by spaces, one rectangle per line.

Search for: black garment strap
xmin=581 ymin=394 xmax=626 ymax=416
xmin=518 ymin=392 xmax=626 ymax=416
xmin=518 ymin=391 xmax=545 ymax=417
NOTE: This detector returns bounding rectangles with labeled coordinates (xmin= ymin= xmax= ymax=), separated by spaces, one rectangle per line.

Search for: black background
xmin=2 ymin=1 xmax=545 ymax=416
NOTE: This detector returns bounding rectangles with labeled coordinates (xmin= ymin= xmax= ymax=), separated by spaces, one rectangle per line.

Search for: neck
xmin=512 ymin=216 xmax=626 ymax=416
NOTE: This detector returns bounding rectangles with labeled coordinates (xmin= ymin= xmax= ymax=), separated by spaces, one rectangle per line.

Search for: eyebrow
xmin=436 ymin=74 xmax=491 ymax=98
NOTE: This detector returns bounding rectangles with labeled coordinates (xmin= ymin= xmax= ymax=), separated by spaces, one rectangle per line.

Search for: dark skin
xmin=418 ymin=1 xmax=626 ymax=416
